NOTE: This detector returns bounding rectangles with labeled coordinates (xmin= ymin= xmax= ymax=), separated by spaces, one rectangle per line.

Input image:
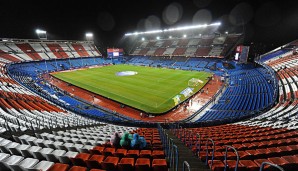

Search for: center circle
xmin=116 ymin=71 xmax=138 ymax=76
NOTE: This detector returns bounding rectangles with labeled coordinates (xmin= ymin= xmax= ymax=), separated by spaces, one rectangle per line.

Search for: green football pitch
xmin=52 ymin=65 xmax=212 ymax=114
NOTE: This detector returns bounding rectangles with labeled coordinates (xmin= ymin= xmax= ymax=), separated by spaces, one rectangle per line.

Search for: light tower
xmin=85 ymin=33 xmax=93 ymax=41
xmin=36 ymin=29 xmax=47 ymax=39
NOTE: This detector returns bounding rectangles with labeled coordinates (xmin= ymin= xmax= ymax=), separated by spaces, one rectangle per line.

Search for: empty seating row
xmin=172 ymin=124 xmax=298 ymax=171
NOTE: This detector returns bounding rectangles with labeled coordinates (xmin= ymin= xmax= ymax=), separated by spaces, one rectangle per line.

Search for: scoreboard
xmin=234 ymin=45 xmax=250 ymax=63
xmin=107 ymin=48 xmax=124 ymax=59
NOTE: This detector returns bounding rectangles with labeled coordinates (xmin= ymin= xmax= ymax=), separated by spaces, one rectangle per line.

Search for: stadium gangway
xmin=179 ymin=127 xmax=186 ymax=143
xmin=168 ymin=122 xmax=174 ymax=134
xmin=194 ymin=133 xmax=201 ymax=157
xmin=205 ymin=138 xmax=215 ymax=168
xmin=182 ymin=129 xmax=191 ymax=147
xmin=183 ymin=161 xmax=191 ymax=171
xmin=173 ymin=123 xmax=179 ymax=135
xmin=186 ymin=130 xmax=194 ymax=149
xmin=168 ymin=138 xmax=174 ymax=166
xmin=259 ymin=162 xmax=285 ymax=171
xmin=157 ymin=124 xmax=169 ymax=156
xmin=170 ymin=144 xmax=179 ymax=171
xmin=176 ymin=125 xmax=182 ymax=138
xmin=177 ymin=126 xmax=183 ymax=141
xmin=170 ymin=123 xmax=179 ymax=136
xmin=224 ymin=145 xmax=239 ymax=171
xmin=164 ymin=133 xmax=169 ymax=157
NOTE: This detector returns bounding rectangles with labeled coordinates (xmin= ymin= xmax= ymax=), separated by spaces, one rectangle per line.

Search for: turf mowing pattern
xmin=52 ymin=65 xmax=212 ymax=114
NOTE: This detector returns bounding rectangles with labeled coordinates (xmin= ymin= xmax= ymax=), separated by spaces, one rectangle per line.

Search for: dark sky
xmin=1 ymin=0 xmax=298 ymax=52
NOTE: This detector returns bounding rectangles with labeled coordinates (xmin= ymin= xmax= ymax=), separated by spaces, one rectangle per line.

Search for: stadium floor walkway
xmin=165 ymin=129 xmax=211 ymax=171
xmin=48 ymin=74 xmax=222 ymax=122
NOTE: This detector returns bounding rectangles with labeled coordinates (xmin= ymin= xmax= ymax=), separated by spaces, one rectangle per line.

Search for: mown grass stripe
xmin=52 ymin=64 xmax=212 ymax=114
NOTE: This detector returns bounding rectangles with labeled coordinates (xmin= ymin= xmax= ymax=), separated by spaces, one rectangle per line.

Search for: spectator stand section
xmin=128 ymin=33 xmax=242 ymax=59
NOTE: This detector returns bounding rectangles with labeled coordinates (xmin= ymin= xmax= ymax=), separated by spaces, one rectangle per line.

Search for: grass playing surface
xmin=52 ymin=64 xmax=212 ymax=114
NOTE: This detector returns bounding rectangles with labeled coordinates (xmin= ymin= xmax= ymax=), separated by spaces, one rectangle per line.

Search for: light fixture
xmin=124 ymin=22 xmax=222 ymax=36
xmin=36 ymin=29 xmax=46 ymax=34
xmin=86 ymin=33 xmax=93 ymax=37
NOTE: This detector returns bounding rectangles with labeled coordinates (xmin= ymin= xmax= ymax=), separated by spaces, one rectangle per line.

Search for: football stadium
xmin=0 ymin=0 xmax=297 ymax=170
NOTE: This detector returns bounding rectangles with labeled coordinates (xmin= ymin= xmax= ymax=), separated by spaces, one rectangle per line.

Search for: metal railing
xmin=169 ymin=138 xmax=174 ymax=167
xmin=183 ymin=161 xmax=191 ymax=171
xmin=205 ymin=138 xmax=215 ymax=167
xmin=224 ymin=145 xmax=239 ymax=171
xmin=259 ymin=162 xmax=284 ymax=171
xmin=172 ymin=145 xmax=179 ymax=171
xmin=195 ymin=133 xmax=201 ymax=157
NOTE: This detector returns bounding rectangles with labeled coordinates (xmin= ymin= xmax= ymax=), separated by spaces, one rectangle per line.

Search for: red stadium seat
xmin=101 ymin=156 xmax=119 ymax=171
xmin=113 ymin=148 xmax=127 ymax=158
xmin=86 ymin=155 xmax=105 ymax=169
xmin=135 ymin=158 xmax=151 ymax=171
xmin=118 ymin=157 xmax=135 ymax=171
xmin=237 ymin=151 xmax=251 ymax=160
xmin=245 ymin=149 xmax=262 ymax=159
xmin=47 ymin=163 xmax=69 ymax=171
xmin=103 ymin=147 xmax=116 ymax=157
xmin=152 ymin=140 xmax=163 ymax=150
xmin=68 ymin=166 xmax=87 ymax=171
xmin=278 ymin=146 xmax=294 ymax=155
xmin=152 ymin=150 xmax=165 ymax=159
xmin=71 ymin=153 xmax=91 ymax=167
xmin=254 ymin=158 xmax=270 ymax=167
xmin=90 ymin=146 xmax=105 ymax=155
xmin=208 ymin=160 xmax=224 ymax=171
xmin=282 ymin=155 xmax=298 ymax=170
xmin=152 ymin=159 xmax=168 ymax=171
xmin=139 ymin=150 xmax=152 ymax=159
xmin=239 ymin=160 xmax=259 ymax=171
xmin=225 ymin=160 xmax=246 ymax=171
xmin=126 ymin=149 xmax=139 ymax=159
xmin=268 ymin=157 xmax=289 ymax=168
xmin=288 ymin=145 xmax=298 ymax=154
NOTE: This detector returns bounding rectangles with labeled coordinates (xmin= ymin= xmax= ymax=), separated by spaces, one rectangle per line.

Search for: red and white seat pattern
xmin=237 ymin=54 xmax=298 ymax=129
xmin=0 ymin=39 xmax=102 ymax=63
xmin=130 ymin=34 xmax=241 ymax=58
xmin=0 ymin=61 xmax=98 ymax=133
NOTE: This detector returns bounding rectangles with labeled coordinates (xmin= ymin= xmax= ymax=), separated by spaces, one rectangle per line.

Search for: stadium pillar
xmin=55 ymin=58 xmax=58 ymax=71
xmin=68 ymin=57 xmax=71 ymax=68
xmin=44 ymin=60 xmax=48 ymax=73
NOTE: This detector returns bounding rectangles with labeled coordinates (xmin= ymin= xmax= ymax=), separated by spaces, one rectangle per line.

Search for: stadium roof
xmin=1 ymin=0 xmax=298 ymax=51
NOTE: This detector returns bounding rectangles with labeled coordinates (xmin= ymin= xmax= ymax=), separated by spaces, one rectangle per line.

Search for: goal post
xmin=188 ymin=78 xmax=203 ymax=87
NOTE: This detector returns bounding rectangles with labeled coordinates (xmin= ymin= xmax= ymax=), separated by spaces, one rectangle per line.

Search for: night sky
xmin=1 ymin=0 xmax=298 ymax=53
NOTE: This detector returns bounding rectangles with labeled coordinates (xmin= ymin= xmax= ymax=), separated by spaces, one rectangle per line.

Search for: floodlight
xmin=141 ymin=37 xmax=145 ymax=41
xmin=225 ymin=31 xmax=229 ymax=34
xmin=169 ymin=36 xmax=172 ymax=39
xmin=156 ymin=36 xmax=160 ymax=40
xmin=86 ymin=33 xmax=93 ymax=37
xmin=36 ymin=29 xmax=47 ymax=39
xmin=36 ymin=29 xmax=46 ymax=34
xmin=124 ymin=22 xmax=222 ymax=36
xmin=183 ymin=34 xmax=187 ymax=38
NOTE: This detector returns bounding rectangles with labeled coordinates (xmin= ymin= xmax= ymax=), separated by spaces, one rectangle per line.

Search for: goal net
xmin=188 ymin=78 xmax=203 ymax=86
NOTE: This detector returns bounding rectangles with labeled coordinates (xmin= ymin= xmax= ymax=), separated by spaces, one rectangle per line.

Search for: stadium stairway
xmin=165 ymin=129 xmax=210 ymax=171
